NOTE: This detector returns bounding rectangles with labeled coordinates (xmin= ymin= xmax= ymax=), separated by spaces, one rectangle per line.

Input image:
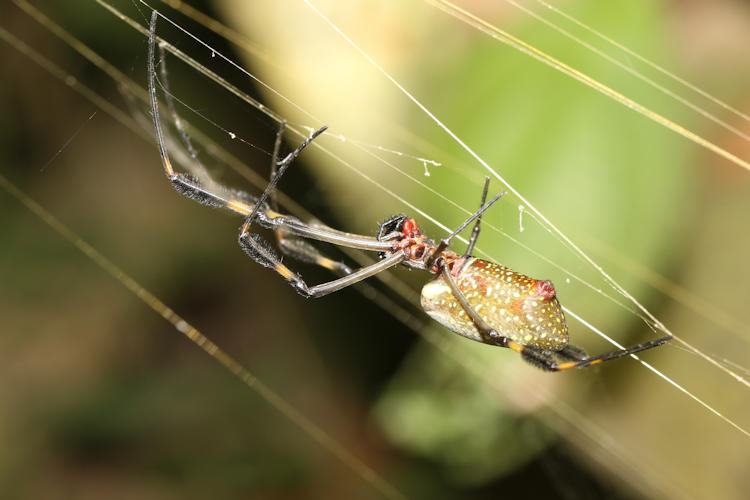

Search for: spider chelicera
xmin=147 ymin=12 xmax=671 ymax=371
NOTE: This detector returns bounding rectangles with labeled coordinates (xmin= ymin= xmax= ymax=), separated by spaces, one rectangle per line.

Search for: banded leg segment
xmin=275 ymin=227 xmax=353 ymax=275
xmin=543 ymin=336 xmax=673 ymax=371
xmin=246 ymin=123 xmax=389 ymax=252
xmin=157 ymin=42 xmax=206 ymax=175
xmin=148 ymin=11 xmax=260 ymax=217
xmin=238 ymin=122 xmax=406 ymax=296
xmin=149 ymin=11 xmax=404 ymax=296
xmin=557 ymin=344 xmax=588 ymax=361
xmin=266 ymin=122 xmax=353 ymax=275
xmin=425 ymin=189 xmax=506 ymax=270
xmin=239 ymin=226 xmax=404 ymax=298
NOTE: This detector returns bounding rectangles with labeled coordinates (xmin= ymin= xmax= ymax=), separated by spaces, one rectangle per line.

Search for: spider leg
xmin=267 ymin=122 xmax=352 ymax=275
xmin=149 ymin=12 xmax=397 ymax=293
xmin=237 ymin=120 xmax=405 ymax=295
xmin=244 ymin=125 xmax=328 ymax=229
xmin=239 ymin=228 xmax=404 ymax=297
xmin=465 ymin=176 xmax=490 ymax=256
xmin=242 ymin=120 xmax=391 ymax=254
xmin=544 ymin=336 xmax=673 ymax=371
xmin=148 ymin=12 xmax=256 ymax=215
xmin=557 ymin=344 xmax=588 ymax=361
xmin=439 ymin=266 xmax=671 ymax=371
xmin=274 ymin=225 xmax=353 ymax=275
xmin=157 ymin=42 xmax=206 ymax=174
xmin=425 ymin=189 xmax=506 ymax=269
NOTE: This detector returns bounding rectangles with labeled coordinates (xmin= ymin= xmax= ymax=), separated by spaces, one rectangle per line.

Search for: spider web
xmin=1 ymin=0 xmax=749 ymax=498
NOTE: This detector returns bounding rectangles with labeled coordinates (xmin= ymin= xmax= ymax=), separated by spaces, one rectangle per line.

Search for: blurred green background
xmin=1 ymin=1 xmax=749 ymax=498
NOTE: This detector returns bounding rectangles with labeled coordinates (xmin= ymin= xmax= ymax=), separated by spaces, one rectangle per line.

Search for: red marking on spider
xmin=535 ymin=280 xmax=556 ymax=299
xmin=402 ymin=218 xmax=420 ymax=238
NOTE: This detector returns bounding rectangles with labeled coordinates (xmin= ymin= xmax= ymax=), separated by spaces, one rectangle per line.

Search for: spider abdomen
xmin=421 ymin=258 xmax=569 ymax=350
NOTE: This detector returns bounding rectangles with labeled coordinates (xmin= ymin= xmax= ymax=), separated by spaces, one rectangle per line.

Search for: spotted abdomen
xmin=421 ymin=258 xmax=569 ymax=351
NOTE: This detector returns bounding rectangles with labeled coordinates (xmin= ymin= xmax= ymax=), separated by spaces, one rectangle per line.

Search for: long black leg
xmin=150 ymin=24 xmax=390 ymax=257
xmin=239 ymin=123 xmax=391 ymax=253
xmin=558 ymin=344 xmax=588 ymax=361
xmin=244 ymin=125 xmax=328 ymax=227
xmin=465 ymin=176 xmax=490 ymax=256
xmin=238 ymin=231 xmax=404 ymax=297
xmin=237 ymin=123 xmax=406 ymax=295
xmin=148 ymin=11 xmax=251 ymax=213
xmin=547 ymin=336 xmax=673 ymax=371
xmin=157 ymin=43 xmax=206 ymax=174
xmin=261 ymin=215 xmax=391 ymax=250
xmin=275 ymin=225 xmax=353 ymax=275
xmin=151 ymin=12 xmax=404 ymax=293
xmin=424 ymin=189 xmax=506 ymax=269
xmin=267 ymin=123 xmax=353 ymax=275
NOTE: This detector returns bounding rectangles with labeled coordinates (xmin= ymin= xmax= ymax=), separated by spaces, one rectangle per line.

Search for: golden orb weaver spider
xmin=147 ymin=12 xmax=671 ymax=372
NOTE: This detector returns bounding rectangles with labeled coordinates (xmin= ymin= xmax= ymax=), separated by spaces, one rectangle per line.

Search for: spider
xmin=146 ymin=12 xmax=671 ymax=372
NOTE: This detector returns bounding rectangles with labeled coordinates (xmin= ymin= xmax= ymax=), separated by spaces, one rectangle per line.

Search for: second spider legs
xmin=239 ymin=216 xmax=405 ymax=298
xmin=238 ymin=126 xmax=404 ymax=297
xmin=266 ymin=122 xmax=354 ymax=275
